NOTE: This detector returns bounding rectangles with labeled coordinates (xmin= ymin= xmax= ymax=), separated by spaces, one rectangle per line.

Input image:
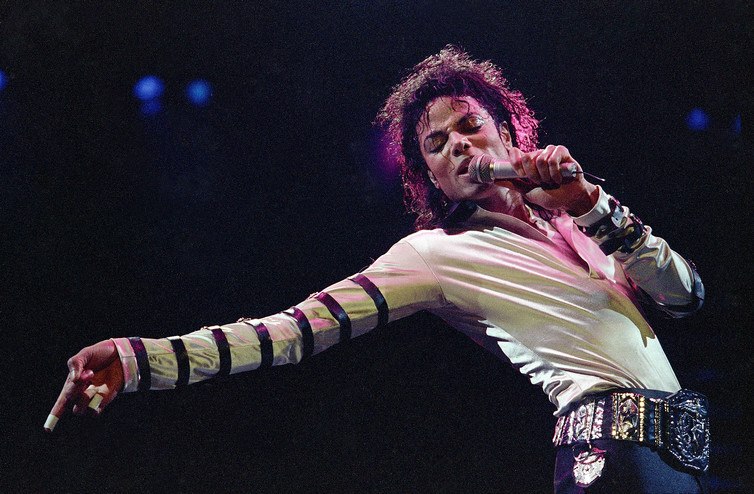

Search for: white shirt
xmin=114 ymin=187 xmax=699 ymax=415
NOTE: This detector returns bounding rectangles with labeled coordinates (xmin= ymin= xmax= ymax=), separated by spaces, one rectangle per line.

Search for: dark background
xmin=1 ymin=2 xmax=752 ymax=492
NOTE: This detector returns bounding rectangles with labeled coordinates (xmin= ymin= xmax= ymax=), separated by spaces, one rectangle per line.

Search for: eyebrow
xmin=423 ymin=129 xmax=446 ymax=143
xmin=422 ymin=113 xmax=479 ymax=147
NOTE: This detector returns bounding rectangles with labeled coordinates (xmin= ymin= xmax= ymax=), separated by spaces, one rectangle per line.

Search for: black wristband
xmin=618 ymin=214 xmax=646 ymax=254
xmin=579 ymin=197 xmax=624 ymax=238
xmin=598 ymin=214 xmax=646 ymax=255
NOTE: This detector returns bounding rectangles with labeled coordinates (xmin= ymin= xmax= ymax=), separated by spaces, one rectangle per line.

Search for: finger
xmin=72 ymin=384 xmax=100 ymax=416
xmin=90 ymin=383 xmax=119 ymax=416
xmin=88 ymin=393 xmax=104 ymax=415
xmin=558 ymin=148 xmax=584 ymax=184
xmin=66 ymin=349 xmax=91 ymax=382
xmin=521 ymin=151 xmax=543 ymax=183
xmin=45 ymin=369 xmax=94 ymax=432
xmin=73 ymin=383 xmax=116 ymax=417
xmin=543 ymin=146 xmax=563 ymax=185
xmin=96 ymin=383 xmax=119 ymax=413
xmin=535 ymin=147 xmax=557 ymax=185
xmin=507 ymin=147 xmax=526 ymax=177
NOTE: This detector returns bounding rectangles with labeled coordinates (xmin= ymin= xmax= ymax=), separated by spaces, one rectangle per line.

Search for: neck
xmin=476 ymin=188 xmax=532 ymax=223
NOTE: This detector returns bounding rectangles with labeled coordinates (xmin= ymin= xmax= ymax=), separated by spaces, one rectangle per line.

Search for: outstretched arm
xmin=46 ymin=240 xmax=445 ymax=430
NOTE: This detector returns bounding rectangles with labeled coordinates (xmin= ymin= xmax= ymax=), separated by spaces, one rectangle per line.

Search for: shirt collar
xmin=440 ymin=200 xmax=554 ymax=244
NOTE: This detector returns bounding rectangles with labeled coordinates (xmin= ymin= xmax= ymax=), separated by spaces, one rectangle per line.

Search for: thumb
xmin=67 ymin=353 xmax=86 ymax=381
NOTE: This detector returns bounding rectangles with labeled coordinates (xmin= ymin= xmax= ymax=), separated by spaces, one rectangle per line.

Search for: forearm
xmin=114 ymin=241 xmax=445 ymax=392
xmin=612 ymin=230 xmax=703 ymax=317
xmin=572 ymin=187 xmax=704 ymax=317
xmin=113 ymin=312 xmax=307 ymax=392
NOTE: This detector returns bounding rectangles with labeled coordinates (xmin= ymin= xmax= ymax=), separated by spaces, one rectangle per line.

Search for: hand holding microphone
xmin=469 ymin=145 xmax=603 ymax=215
xmin=468 ymin=153 xmax=580 ymax=188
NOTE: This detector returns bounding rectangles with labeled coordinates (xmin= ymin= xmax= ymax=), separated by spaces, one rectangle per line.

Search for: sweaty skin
xmin=417 ymin=96 xmax=598 ymax=218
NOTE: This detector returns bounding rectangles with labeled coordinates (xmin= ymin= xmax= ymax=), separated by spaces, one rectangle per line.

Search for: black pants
xmin=554 ymin=439 xmax=708 ymax=493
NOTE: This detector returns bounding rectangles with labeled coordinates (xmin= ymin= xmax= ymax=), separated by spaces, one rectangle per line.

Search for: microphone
xmin=468 ymin=154 xmax=579 ymax=184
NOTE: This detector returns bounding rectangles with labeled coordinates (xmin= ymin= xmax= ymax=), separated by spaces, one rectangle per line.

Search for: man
xmin=47 ymin=45 xmax=708 ymax=493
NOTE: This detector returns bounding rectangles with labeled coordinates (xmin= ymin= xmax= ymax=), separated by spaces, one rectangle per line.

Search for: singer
xmin=48 ymin=45 xmax=708 ymax=493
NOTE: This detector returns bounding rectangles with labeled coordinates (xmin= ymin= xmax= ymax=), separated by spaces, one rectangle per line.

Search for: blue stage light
xmin=186 ymin=79 xmax=212 ymax=106
xmin=0 ymin=70 xmax=7 ymax=91
xmin=731 ymin=114 xmax=741 ymax=135
xmin=686 ymin=108 xmax=710 ymax=131
xmin=133 ymin=75 xmax=165 ymax=101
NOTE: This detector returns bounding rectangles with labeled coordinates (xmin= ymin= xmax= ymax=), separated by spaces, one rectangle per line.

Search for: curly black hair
xmin=376 ymin=45 xmax=540 ymax=230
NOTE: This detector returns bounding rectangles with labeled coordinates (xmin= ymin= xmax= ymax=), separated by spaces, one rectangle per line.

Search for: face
xmin=418 ymin=96 xmax=513 ymax=204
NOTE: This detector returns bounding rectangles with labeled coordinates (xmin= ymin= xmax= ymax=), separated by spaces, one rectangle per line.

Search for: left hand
xmin=502 ymin=145 xmax=599 ymax=216
xmin=45 ymin=340 xmax=123 ymax=432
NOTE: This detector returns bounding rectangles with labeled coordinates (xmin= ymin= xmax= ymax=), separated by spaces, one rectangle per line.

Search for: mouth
xmin=458 ymin=156 xmax=473 ymax=176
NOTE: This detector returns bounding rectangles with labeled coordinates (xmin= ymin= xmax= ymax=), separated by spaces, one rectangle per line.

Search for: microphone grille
xmin=469 ymin=154 xmax=494 ymax=183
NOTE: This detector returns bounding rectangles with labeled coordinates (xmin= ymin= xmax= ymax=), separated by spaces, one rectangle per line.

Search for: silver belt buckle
xmin=665 ymin=389 xmax=710 ymax=472
xmin=573 ymin=445 xmax=606 ymax=488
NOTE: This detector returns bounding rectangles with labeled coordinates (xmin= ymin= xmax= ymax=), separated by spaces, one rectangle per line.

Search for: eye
xmin=462 ymin=114 xmax=485 ymax=132
xmin=425 ymin=134 xmax=447 ymax=154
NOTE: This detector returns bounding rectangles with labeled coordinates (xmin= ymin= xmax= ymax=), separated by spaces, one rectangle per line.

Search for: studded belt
xmin=553 ymin=389 xmax=710 ymax=472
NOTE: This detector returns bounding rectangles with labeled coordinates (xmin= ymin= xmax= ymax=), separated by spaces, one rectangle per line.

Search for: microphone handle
xmin=489 ymin=161 xmax=578 ymax=181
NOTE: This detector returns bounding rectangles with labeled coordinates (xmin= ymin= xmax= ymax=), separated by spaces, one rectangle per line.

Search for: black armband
xmin=578 ymin=195 xmax=648 ymax=256
xmin=237 ymin=318 xmax=273 ymax=368
xmin=283 ymin=307 xmax=314 ymax=361
xmin=578 ymin=197 xmax=625 ymax=238
xmin=128 ymin=337 xmax=152 ymax=392
xmin=617 ymin=214 xmax=646 ymax=254
xmin=168 ymin=336 xmax=190 ymax=387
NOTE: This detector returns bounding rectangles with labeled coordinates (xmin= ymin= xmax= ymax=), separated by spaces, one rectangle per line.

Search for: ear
xmin=427 ymin=169 xmax=440 ymax=189
xmin=498 ymin=121 xmax=513 ymax=149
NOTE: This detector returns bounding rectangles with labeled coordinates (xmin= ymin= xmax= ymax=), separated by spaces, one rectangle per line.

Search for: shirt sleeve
xmin=572 ymin=187 xmax=704 ymax=318
xmin=113 ymin=239 xmax=446 ymax=393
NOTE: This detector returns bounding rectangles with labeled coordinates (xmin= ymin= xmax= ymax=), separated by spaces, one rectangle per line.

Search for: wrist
xmin=566 ymin=183 xmax=599 ymax=216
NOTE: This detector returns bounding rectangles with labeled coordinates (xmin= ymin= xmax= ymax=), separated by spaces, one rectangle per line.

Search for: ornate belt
xmin=553 ymin=389 xmax=710 ymax=473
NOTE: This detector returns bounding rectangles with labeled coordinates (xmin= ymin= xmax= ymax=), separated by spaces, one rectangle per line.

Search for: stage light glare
xmin=134 ymin=75 xmax=165 ymax=101
xmin=0 ymin=70 xmax=7 ymax=91
xmin=186 ymin=79 xmax=212 ymax=106
xmin=686 ymin=108 xmax=710 ymax=131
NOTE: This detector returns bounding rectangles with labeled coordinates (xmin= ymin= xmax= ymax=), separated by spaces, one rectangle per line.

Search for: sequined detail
xmin=613 ymin=393 xmax=640 ymax=441
xmin=572 ymin=402 xmax=592 ymax=442
xmin=553 ymin=389 xmax=710 ymax=473
xmin=553 ymin=397 xmax=607 ymax=445
xmin=592 ymin=401 xmax=604 ymax=440
xmin=573 ymin=446 xmax=606 ymax=488
xmin=665 ymin=390 xmax=710 ymax=472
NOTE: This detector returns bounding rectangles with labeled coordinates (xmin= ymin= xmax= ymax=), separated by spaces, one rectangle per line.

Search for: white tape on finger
xmin=88 ymin=393 xmax=103 ymax=411
xmin=44 ymin=414 xmax=59 ymax=432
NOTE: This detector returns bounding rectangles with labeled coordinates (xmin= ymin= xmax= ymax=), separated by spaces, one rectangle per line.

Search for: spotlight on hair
xmin=686 ymin=108 xmax=710 ymax=131
xmin=133 ymin=75 xmax=165 ymax=101
xmin=186 ymin=79 xmax=212 ymax=107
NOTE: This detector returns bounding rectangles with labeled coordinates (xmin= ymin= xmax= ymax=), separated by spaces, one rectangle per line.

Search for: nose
xmin=449 ymin=132 xmax=471 ymax=157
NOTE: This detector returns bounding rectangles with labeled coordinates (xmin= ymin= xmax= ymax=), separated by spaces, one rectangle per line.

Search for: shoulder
xmin=398 ymin=227 xmax=476 ymax=256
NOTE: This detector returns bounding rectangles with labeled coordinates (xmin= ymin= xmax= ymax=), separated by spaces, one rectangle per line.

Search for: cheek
xmin=423 ymin=156 xmax=446 ymax=179
xmin=481 ymin=131 xmax=502 ymax=148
